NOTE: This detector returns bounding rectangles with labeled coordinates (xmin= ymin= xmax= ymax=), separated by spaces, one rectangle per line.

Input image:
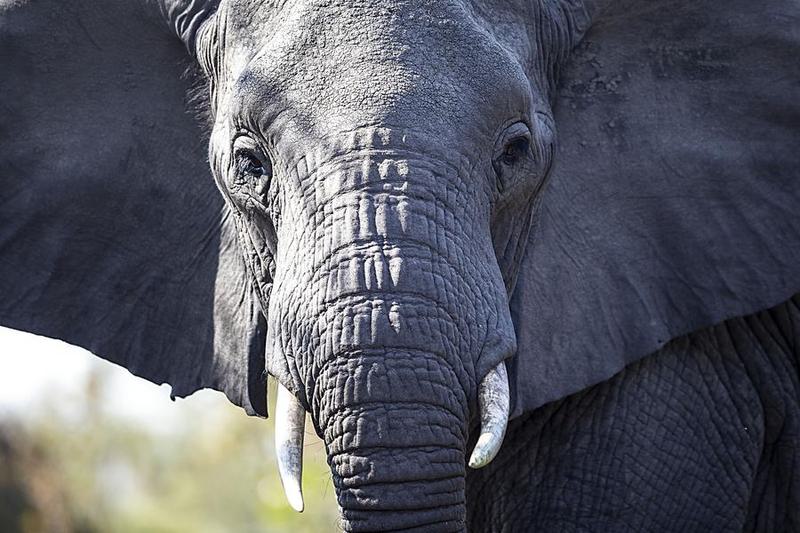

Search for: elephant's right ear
xmin=0 ymin=0 xmax=270 ymax=416
xmin=508 ymin=0 xmax=800 ymax=417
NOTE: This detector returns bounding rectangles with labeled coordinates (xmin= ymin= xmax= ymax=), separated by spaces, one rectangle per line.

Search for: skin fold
xmin=0 ymin=0 xmax=798 ymax=531
xmin=199 ymin=2 xmax=549 ymax=529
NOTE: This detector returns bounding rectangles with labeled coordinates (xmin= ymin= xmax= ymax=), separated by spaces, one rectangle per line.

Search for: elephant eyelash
xmin=493 ymin=122 xmax=533 ymax=167
xmin=231 ymin=130 xmax=274 ymax=184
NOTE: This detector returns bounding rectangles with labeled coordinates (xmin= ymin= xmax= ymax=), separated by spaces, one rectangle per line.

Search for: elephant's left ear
xmin=508 ymin=0 xmax=800 ymax=417
xmin=0 ymin=0 xmax=269 ymax=416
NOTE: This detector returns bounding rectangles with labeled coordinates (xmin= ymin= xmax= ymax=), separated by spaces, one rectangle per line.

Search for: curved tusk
xmin=468 ymin=361 xmax=510 ymax=469
xmin=275 ymin=381 xmax=306 ymax=512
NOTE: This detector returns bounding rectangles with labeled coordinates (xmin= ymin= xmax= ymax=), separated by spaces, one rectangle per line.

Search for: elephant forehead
xmin=223 ymin=0 xmax=530 ymax=137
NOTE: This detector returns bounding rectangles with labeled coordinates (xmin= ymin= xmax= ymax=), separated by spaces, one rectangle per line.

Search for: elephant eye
xmin=494 ymin=122 xmax=533 ymax=170
xmin=236 ymin=148 xmax=271 ymax=178
xmin=500 ymin=137 xmax=530 ymax=166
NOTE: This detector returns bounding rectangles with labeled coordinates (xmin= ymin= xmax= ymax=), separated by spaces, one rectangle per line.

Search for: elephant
xmin=1 ymin=0 xmax=799 ymax=530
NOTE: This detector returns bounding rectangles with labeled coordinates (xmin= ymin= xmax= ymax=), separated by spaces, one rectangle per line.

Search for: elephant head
xmin=196 ymin=2 xmax=564 ymax=525
xmin=1 ymin=0 xmax=798 ymax=531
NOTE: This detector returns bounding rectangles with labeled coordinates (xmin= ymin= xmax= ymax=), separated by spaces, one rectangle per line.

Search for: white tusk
xmin=468 ymin=361 xmax=510 ymax=469
xmin=275 ymin=381 xmax=306 ymax=512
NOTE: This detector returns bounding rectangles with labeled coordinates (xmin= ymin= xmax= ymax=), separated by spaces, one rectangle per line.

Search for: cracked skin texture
xmin=468 ymin=295 xmax=800 ymax=532
xmin=0 ymin=0 xmax=799 ymax=531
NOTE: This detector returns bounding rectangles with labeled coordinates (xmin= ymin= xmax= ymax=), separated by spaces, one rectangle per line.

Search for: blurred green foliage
xmin=0 ymin=367 xmax=338 ymax=533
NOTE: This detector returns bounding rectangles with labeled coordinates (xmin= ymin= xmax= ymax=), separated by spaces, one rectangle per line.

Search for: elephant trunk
xmin=318 ymin=352 xmax=468 ymax=532
xmin=266 ymin=151 xmax=517 ymax=529
xmin=274 ymin=357 xmax=510 ymax=527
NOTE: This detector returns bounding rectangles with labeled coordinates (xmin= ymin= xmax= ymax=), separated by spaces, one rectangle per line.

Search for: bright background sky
xmin=0 ymin=326 xmax=338 ymax=532
xmin=0 ymin=326 xmax=221 ymax=430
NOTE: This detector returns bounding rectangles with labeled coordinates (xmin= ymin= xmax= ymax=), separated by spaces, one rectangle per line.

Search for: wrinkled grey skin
xmin=1 ymin=0 xmax=799 ymax=531
xmin=200 ymin=2 xmax=549 ymax=527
